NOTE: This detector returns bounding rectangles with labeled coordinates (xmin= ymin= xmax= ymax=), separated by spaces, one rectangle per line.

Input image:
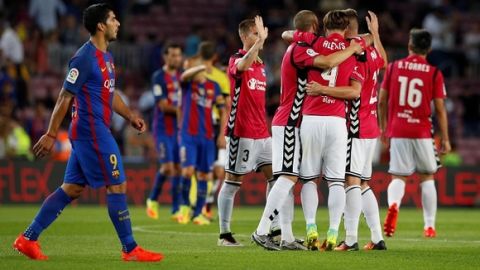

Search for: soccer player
xmin=146 ymin=43 xmax=183 ymax=221
xmin=330 ymin=9 xmax=388 ymax=251
xmin=13 ymin=4 xmax=163 ymax=262
xmin=378 ymin=28 xmax=450 ymax=238
xmin=197 ymin=41 xmax=231 ymax=220
xmin=291 ymin=10 xmax=367 ymax=251
xmin=176 ymin=57 xmax=226 ymax=225
xmin=217 ymin=16 xmax=276 ymax=247
xmin=252 ymin=10 xmax=363 ymax=251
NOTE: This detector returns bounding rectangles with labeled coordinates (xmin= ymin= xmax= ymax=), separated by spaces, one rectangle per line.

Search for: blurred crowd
xmin=0 ymin=0 xmax=478 ymax=165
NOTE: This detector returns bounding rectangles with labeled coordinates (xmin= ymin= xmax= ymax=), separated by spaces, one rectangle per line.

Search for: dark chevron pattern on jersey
xmin=227 ymin=80 xmax=242 ymax=136
xmin=286 ymin=71 xmax=308 ymax=127
xmin=228 ymin=136 xmax=240 ymax=171
xmin=346 ymin=98 xmax=361 ymax=169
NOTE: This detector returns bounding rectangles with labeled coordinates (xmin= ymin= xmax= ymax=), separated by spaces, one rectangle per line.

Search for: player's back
xmin=181 ymin=79 xmax=220 ymax=139
xmin=272 ymin=41 xmax=318 ymax=127
xmin=382 ymin=55 xmax=446 ymax=138
xmin=352 ymin=46 xmax=385 ymax=138
xmin=151 ymin=68 xmax=181 ymax=138
xmin=64 ymin=41 xmax=116 ymax=141
xmin=301 ymin=33 xmax=360 ymax=117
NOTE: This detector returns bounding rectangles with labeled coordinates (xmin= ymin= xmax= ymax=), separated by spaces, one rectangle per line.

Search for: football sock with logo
xmin=193 ymin=180 xmax=208 ymax=217
xmin=387 ymin=178 xmax=405 ymax=207
xmin=361 ymin=187 xmax=383 ymax=244
xmin=218 ymin=180 xmax=241 ymax=234
xmin=256 ymin=176 xmax=294 ymax=235
xmin=421 ymin=180 xmax=437 ymax=229
xmin=344 ymin=185 xmax=361 ymax=246
xmin=148 ymin=172 xmax=167 ymax=200
xmin=301 ymin=181 xmax=318 ymax=225
xmin=328 ymin=182 xmax=346 ymax=231
xmin=23 ymin=188 xmax=73 ymax=241
xmin=107 ymin=193 xmax=137 ymax=253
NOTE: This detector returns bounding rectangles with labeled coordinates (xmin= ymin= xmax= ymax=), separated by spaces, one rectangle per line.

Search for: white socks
xmin=301 ymin=181 xmax=318 ymax=225
xmin=267 ymin=179 xmax=279 ymax=230
xmin=421 ymin=180 xmax=437 ymax=229
xmin=217 ymin=180 xmax=241 ymax=234
xmin=387 ymin=178 xmax=405 ymax=207
xmin=280 ymin=189 xmax=295 ymax=242
xmin=361 ymin=187 xmax=383 ymax=244
xmin=328 ymin=182 xmax=346 ymax=231
xmin=256 ymin=176 xmax=294 ymax=235
xmin=344 ymin=185 xmax=361 ymax=246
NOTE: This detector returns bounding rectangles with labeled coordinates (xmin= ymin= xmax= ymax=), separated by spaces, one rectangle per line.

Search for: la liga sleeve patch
xmin=66 ymin=68 xmax=79 ymax=84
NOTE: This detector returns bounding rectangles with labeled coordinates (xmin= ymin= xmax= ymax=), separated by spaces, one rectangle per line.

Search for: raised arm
xmin=235 ymin=16 xmax=268 ymax=72
xmin=378 ymin=88 xmax=389 ymax=146
xmin=433 ymin=98 xmax=451 ymax=154
xmin=281 ymin=30 xmax=295 ymax=43
xmin=33 ymin=88 xmax=74 ymax=157
xmin=113 ymin=91 xmax=146 ymax=133
xmin=180 ymin=65 xmax=206 ymax=82
xmin=366 ymin=11 xmax=388 ymax=68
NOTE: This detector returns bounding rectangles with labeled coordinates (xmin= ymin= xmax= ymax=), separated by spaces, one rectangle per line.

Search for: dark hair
xmin=162 ymin=42 xmax=183 ymax=55
xmin=83 ymin=3 xmax=113 ymax=35
xmin=323 ymin=10 xmax=350 ymax=31
xmin=198 ymin=41 xmax=216 ymax=60
xmin=293 ymin=10 xmax=318 ymax=31
xmin=409 ymin=28 xmax=432 ymax=55
xmin=238 ymin=19 xmax=255 ymax=36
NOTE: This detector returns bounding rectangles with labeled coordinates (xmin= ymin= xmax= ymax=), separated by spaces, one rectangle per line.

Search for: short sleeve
xmin=63 ymin=55 xmax=91 ymax=95
xmin=293 ymin=31 xmax=317 ymax=45
xmin=433 ymin=69 xmax=446 ymax=99
xmin=350 ymin=62 xmax=366 ymax=85
xmin=293 ymin=46 xmax=320 ymax=68
xmin=152 ymin=72 xmax=168 ymax=103
xmin=381 ymin=62 xmax=394 ymax=92
xmin=228 ymin=55 xmax=243 ymax=78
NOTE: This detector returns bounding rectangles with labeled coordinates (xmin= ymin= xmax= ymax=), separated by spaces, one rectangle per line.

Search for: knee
xmin=107 ymin=182 xmax=127 ymax=194
xmin=360 ymin=181 xmax=370 ymax=189
xmin=61 ymin=184 xmax=84 ymax=199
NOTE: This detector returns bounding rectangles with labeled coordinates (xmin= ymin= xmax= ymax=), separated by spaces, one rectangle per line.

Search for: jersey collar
xmin=406 ymin=54 xmax=427 ymax=63
xmin=327 ymin=32 xmax=345 ymax=41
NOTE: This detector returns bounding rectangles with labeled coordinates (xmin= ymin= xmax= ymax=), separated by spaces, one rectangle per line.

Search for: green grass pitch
xmin=0 ymin=205 xmax=479 ymax=269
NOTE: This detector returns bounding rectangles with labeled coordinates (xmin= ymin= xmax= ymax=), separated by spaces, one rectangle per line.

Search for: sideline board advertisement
xmin=0 ymin=160 xmax=478 ymax=206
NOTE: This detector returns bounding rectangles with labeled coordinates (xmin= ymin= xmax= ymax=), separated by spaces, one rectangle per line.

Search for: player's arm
xmin=113 ymin=91 xmax=146 ymax=133
xmin=366 ymin=11 xmax=388 ymax=68
xmin=235 ymin=16 xmax=268 ymax=72
xmin=215 ymin=84 xmax=227 ymax=148
xmin=33 ymin=88 xmax=74 ymax=158
xmin=305 ymin=79 xmax=361 ymax=99
xmin=433 ymin=98 xmax=451 ymax=154
xmin=180 ymin=65 xmax=206 ymax=82
xmin=378 ymin=87 xmax=389 ymax=146
xmin=158 ymin=99 xmax=177 ymax=115
xmin=311 ymin=40 xmax=363 ymax=69
xmin=281 ymin=30 xmax=295 ymax=43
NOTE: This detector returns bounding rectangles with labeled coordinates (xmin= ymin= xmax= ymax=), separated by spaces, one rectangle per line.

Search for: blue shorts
xmin=180 ymin=134 xmax=216 ymax=173
xmin=155 ymin=134 xmax=180 ymax=164
xmin=64 ymin=135 xmax=126 ymax=188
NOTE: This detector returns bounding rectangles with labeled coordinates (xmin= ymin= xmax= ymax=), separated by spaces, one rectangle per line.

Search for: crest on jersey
xmin=153 ymin=84 xmax=162 ymax=96
xmin=306 ymin=49 xmax=318 ymax=57
xmin=106 ymin=62 xmax=112 ymax=73
xmin=66 ymin=68 xmax=79 ymax=84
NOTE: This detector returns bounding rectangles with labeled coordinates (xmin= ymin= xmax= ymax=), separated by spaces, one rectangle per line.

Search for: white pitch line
xmin=132 ymin=225 xmax=480 ymax=244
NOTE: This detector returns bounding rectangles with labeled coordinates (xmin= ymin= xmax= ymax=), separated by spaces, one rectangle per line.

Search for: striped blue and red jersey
xmin=180 ymin=79 xmax=222 ymax=139
xmin=63 ymin=41 xmax=116 ymax=141
xmin=152 ymin=67 xmax=181 ymax=137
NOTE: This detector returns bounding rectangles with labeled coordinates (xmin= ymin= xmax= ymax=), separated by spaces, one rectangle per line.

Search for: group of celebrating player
xmin=12 ymin=2 xmax=450 ymax=262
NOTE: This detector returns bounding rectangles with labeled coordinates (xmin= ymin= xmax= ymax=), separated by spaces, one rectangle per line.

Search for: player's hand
xmin=306 ymin=81 xmax=326 ymax=96
xmin=130 ymin=116 xmax=147 ymax=134
xmin=366 ymin=11 xmax=379 ymax=35
xmin=349 ymin=39 xmax=364 ymax=54
xmin=440 ymin=140 xmax=451 ymax=154
xmin=380 ymin=131 xmax=390 ymax=148
xmin=255 ymin=15 xmax=268 ymax=42
xmin=33 ymin=134 xmax=55 ymax=158
xmin=217 ymin=135 xmax=226 ymax=149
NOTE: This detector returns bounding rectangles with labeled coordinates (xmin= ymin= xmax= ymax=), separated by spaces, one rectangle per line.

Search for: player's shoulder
xmin=152 ymin=68 xmax=166 ymax=82
xmin=72 ymin=41 xmax=96 ymax=60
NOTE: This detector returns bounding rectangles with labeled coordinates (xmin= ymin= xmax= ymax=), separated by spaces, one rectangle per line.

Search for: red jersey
xmin=381 ymin=55 xmax=446 ymax=138
xmin=226 ymin=49 xmax=270 ymax=138
xmin=348 ymin=46 xmax=385 ymax=138
xmin=294 ymin=32 xmax=365 ymax=118
xmin=272 ymin=42 xmax=319 ymax=127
